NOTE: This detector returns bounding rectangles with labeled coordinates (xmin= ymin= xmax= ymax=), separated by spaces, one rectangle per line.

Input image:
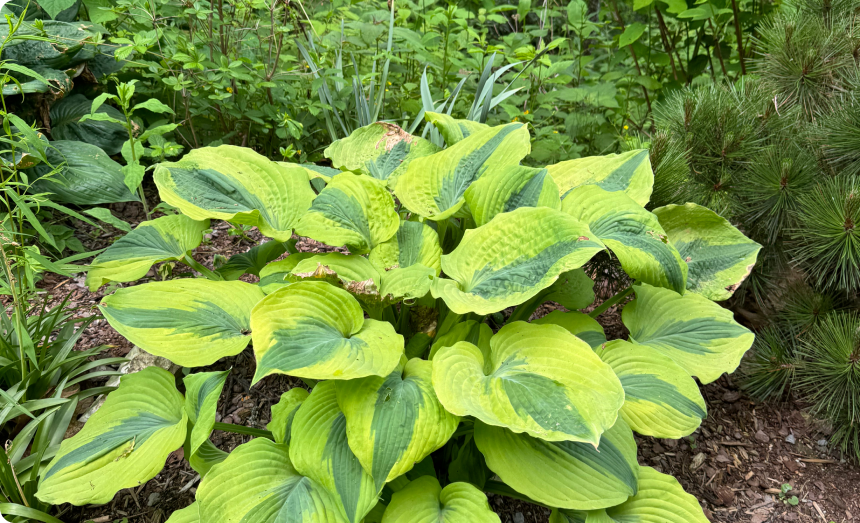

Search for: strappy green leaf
xmin=381 ymin=476 xmax=500 ymax=523
xmin=464 ymin=165 xmax=561 ymax=226
xmin=546 ymin=149 xmax=653 ymax=206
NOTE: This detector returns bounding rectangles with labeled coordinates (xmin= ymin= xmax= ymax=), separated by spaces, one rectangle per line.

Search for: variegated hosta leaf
xmin=622 ymin=284 xmax=755 ymax=384
xmin=215 ymin=240 xmax=288 ymax=281
xmin=432 ymin=321 xmax=624 ymax=445
xmin=562 ymin=185 xmax=687 ymax=294
xmin=154 ymin=146 xmax=316 ymax=241
xmin=99 ymin=280 xmax=265 ymax=367
xmin=653 ymin=203 xmax=761 ymax=301
xmin=324 ymin=122 xmax=440 ymax=183
xmin=424 ymin=112 xmax=490 ymax=146
xmin=85 ymin=214 xmax=208 ymax=291
xmin=431 ymin=207 xmax=605 ymax=315
xmin=299 ymin=163 xmax=341 ymax=183
xmin=250 ymin=281 xmax=404 ymax=383
xmin=596 ymin=340 xmax=706 ymax=438
xmin=542 ymin=269 xmax=596 ymax=310
xmin=546 ymin=149 xmax=653 ymax=207
xmin=551 ymin=467 xmax=710 ymax=523
xmin=188 ymin=439 xmax=228 ymax=477
xmin=196 ymin=438 xmax=347 ymax=523
xmin=336 ymin=357 xmax=460 ymax=492
xmin=183 ymin=370 xmax=229 ymax=456
xmin=464 ymin=165 xmax=561 ymax=226
xmin=290 ymin=382 xmax=378 ymax=523
xmin=381 ymin=476 xmax=500 ymax=523
xmin=379 ymin=264 xmax=436 ymax=302
xmin=428 ymin=320 xmax=493 ymax=360
xmin=258 ymin=253 xmax=315 ymax=294
xmin=533 ymin=310 xmax=607 ymax=348
xmin=37 ymin=368 xmax=187 ymax=505
xmin=475 ymin=417 xmax=639 ymax=510
xmin=288 ymin=252 xmax=380 ymax=294
xmin=267 ymin=388 xmax=309 ymax=444
xmin=395 ymin=123 xmax=530 ymax=220
xmin=296 ymin=172 xmax=400 ymax=254
xmin=165 ymin=503 xmax=199 ymax=523
xmin=369 ymin=220 xmax=442 ymax=275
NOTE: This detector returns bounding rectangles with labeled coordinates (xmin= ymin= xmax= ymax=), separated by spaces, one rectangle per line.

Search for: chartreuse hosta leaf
xmin=431 ymin=207 xmax=605 ymax=314
xmin=428 ymin=320 xmax=492 ymax=360
xmin=542 ymin=269 xmax=596 ymax=310
xmin=154 ymin=145 xmax=316 ymax=241
xmin=299 ymin=163 xmax=341 ymax=183
xmin=533 ymin=310 xmax=606 ymax=348
xmin=596 ymin=340 xmax=706 ymax=438
xmin=99 ymin=280 xmax=265 ymax=367
xmin=251 ymin=281 xmax=403 ymax=382
xmin=395 ymin=122 xmax=530 ymax=220
xmin=196 ymin=438 xmax=346 ymax=523
xmin=86 ymin=214 xmax=208 ymax=291
xmin=464 ymin=165 xmax=561 ymax=226
xmin=653 ymin=203 xmax=762 ymax=301
xmin=37 ymin=368 xmax=186 ymax=505
xmin=550 ymin=467 xmax=710 ymax=523
xmin=267 ymin=388 xmax=309 ymax=444
xmin=432 ymin=321 xmax=624 ymax=445
xmin=183 ymin=370 xmax=229 ymax=456
xmin=381 ymin=476 xmax=500 ymax=523
xmin=258 ymin=253 xmax=315 ymax=294
xmin=296 ymin=172 xmax=399 ymax=254
xmin=546 ymin=149 xmax=653 ymax=207
xmin=424 ymin=112 xmax=490 ymax=146
xmin=622 ymin=284 xmax=755 ymax=384
xmin=475 ymin=417 xmax=638 ymax=510
xmin=324 ymin=122 xmax=440 ymax=183
xmin=165 ymin=503 xmax=199 ymax=523
xmin=369 ymin=220 xmax=442 ymax=275
xmin=562 ymin=185 xmax=687 ymax=294
xmin=290 ymin=381 xmax=377 ymax=523
xmin=336 ymin=357 xmax=460 ymax=493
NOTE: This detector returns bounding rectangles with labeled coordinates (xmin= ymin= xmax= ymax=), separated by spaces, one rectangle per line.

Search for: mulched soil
xmin=7 ymin=195 xmax=858 ymax=523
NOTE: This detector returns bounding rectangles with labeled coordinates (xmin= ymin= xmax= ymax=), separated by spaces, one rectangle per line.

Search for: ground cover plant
xmin=27 ymin=115 xmax=762 ymax=522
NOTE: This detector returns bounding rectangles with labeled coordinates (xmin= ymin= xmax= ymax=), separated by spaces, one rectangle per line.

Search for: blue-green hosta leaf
xmin=395 ymin=123 xmax=531 ymax=221
xmin=215 ymin=240 xmax=288 ymax=281
xmin=37 ymin=368 xmax=186 ymax=505
xmin=188 ymin=439 xmax=228 ymax=478
xmin=298 ymin=163 xmax=341 ymax=183
xmin=622 ymin=284 xmax=754 ymax=384
xmin=596 ymin=340 xmax=706 ymax=438
xmin=49 ymin=94 xmax=127 ymax=155
xmin=290 ymin=382 xmax=378 ymax=523
xmin=267 ymin=388 xmax=309 ymax=444
xmin=250 ymin=281 xmax=404 ymax=383
xmin=100 ymin=280 xmax=264 ymax=367
xmin=165 ymin=503 xmax=199 ymax=523
xmin=183 ymin=370 xmax=229 ymax=456
xmin=336 ymin=357 xmax=460 ymax=492
xmin=85 ymin=214 xmax=208 ymax=291
xmin=196 ymin=438 xmax=347 ymax=523
xmin=653 ymin=203 xmax=761 ymax=301
xmin=464 ymin=165 xmax=561 ymax=226
xmin=475 ymin=418 xmax=638 ymax=510
xmin=29 ymin=141 xmax=138 ymax=205
xmin=533 ymin=310 xmax=606 ymax=348
xmin=424 ymin=112 xmax=490 ymax=146
xmin=551 ymin=467 xmax=710 ymax=523
xmin=296 ymin=173 xmax=399 ymax=254
xmin=563 ymin=185 xmax=687 ymax=294
xmin=325 ymin=122 xmax=440 ymax=183
xmin=154 ymin=145 xmax=316 ymax=241
xmin=432 ymin=321 xmax=624 ymax=445
xmin=431 ymin=207 xmax=604 ymax=314
xmin=369 ymin=220 xmax=442 ymax=275
xmin=258 ymin=253 xmax=315 ymax=294
xmin=546 ymin=149 xmax=653 ymax=207
xmin=428 ymin=320 xmax=492 ymax=360
xmin=381 ymin=476 xmax=500 ymax=523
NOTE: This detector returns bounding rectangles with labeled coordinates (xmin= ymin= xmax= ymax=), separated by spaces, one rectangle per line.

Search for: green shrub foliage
xmin=34 ymin=118 xmax=759 ymax=521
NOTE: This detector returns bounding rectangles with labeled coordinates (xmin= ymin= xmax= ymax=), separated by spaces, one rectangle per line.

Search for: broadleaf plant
xmin=36 ymin=117 xmax=759 ymax=521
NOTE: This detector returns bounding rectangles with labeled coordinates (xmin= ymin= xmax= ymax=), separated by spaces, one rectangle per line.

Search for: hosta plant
xmin=34 ymin=116 xmax=760 ymax=522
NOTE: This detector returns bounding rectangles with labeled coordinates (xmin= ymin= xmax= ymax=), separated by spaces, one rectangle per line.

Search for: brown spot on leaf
xmin=375 ymin=122 xmax=413 ymax=152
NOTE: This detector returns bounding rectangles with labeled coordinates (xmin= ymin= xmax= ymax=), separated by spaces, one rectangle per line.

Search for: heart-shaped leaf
xmin=465 ymin=165 xmax=561 ymax=226
xmin=381 ymin=476 xmax=500 ymax=523
xmin=49 ymin=94 xmax=126 ymax=155
xmin=653 ymin=203 xmax=761 ymax=301
xmin=100 ymin=279 xmax=264 ymax=367
xmin=431 ymin=207 xmax=604 ymax=314
xmin=336 ymin=357 xmax=459 ymax=493
xmin=37 ymin=368 xmax=186 ymax=505
xmin=533 ymin=310 xmax=606 ymax=348
xmin=563 ymin=185 xmax=687 ymax=294
xmin=251 ymin=281 xmax=404 ymax=383
xmin=85 ymin=214 xmax=208 ymax=291
xmin=475 ymin=418 xmax=638 ymax=510
xmin=622 ymin=284 xmax=755 ymax=384
xmin=432 ymin=321 xmax=624 ymax=445
xmin=546 ymin=149 xmax=653 ymax=207
xmin=267 ymin=388 xmax=309 ymax=445
xmin=154 ymin=145 xmax=316 ymax=241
